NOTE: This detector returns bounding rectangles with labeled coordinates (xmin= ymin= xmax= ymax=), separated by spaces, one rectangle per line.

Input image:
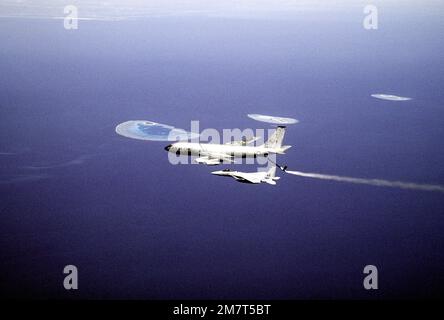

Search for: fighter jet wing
xmin=233 ymin=172 xmax=263 ymax=183
xmin=228 ymin=172 xmax=263 ymax=183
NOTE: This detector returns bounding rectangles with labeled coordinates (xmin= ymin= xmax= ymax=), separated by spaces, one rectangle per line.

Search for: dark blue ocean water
xmin=1 ymin=5 xmax=444 ymax=298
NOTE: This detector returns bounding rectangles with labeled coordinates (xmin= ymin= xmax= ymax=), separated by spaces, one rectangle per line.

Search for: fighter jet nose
xmin=164 ymin=144 xmax=172 ymax=151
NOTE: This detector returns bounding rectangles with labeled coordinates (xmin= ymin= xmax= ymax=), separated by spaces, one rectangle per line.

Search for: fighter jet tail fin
xmin=267 ymin=165 xmax=276 ymax=178
xmin=261 ymin=165 xmax=279 ymax=185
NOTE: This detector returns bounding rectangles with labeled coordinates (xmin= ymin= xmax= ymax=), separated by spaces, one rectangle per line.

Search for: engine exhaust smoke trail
xmin=283 ymin=170 xmax=444 ymax=193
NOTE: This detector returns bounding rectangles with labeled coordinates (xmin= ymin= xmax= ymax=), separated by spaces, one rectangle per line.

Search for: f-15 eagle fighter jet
xmin=211 ymin=165 xmax=279 ymax=185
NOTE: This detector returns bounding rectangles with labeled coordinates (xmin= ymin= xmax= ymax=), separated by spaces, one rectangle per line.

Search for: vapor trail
xmin=284 ymin=170 xmax=444 ymax=193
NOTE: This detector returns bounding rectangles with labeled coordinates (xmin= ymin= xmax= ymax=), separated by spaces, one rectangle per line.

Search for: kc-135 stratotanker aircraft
xmin=164 ymin=125 xmax=289 ymax=165
xmin=115 ymin=114 xmax=298 ymax=185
